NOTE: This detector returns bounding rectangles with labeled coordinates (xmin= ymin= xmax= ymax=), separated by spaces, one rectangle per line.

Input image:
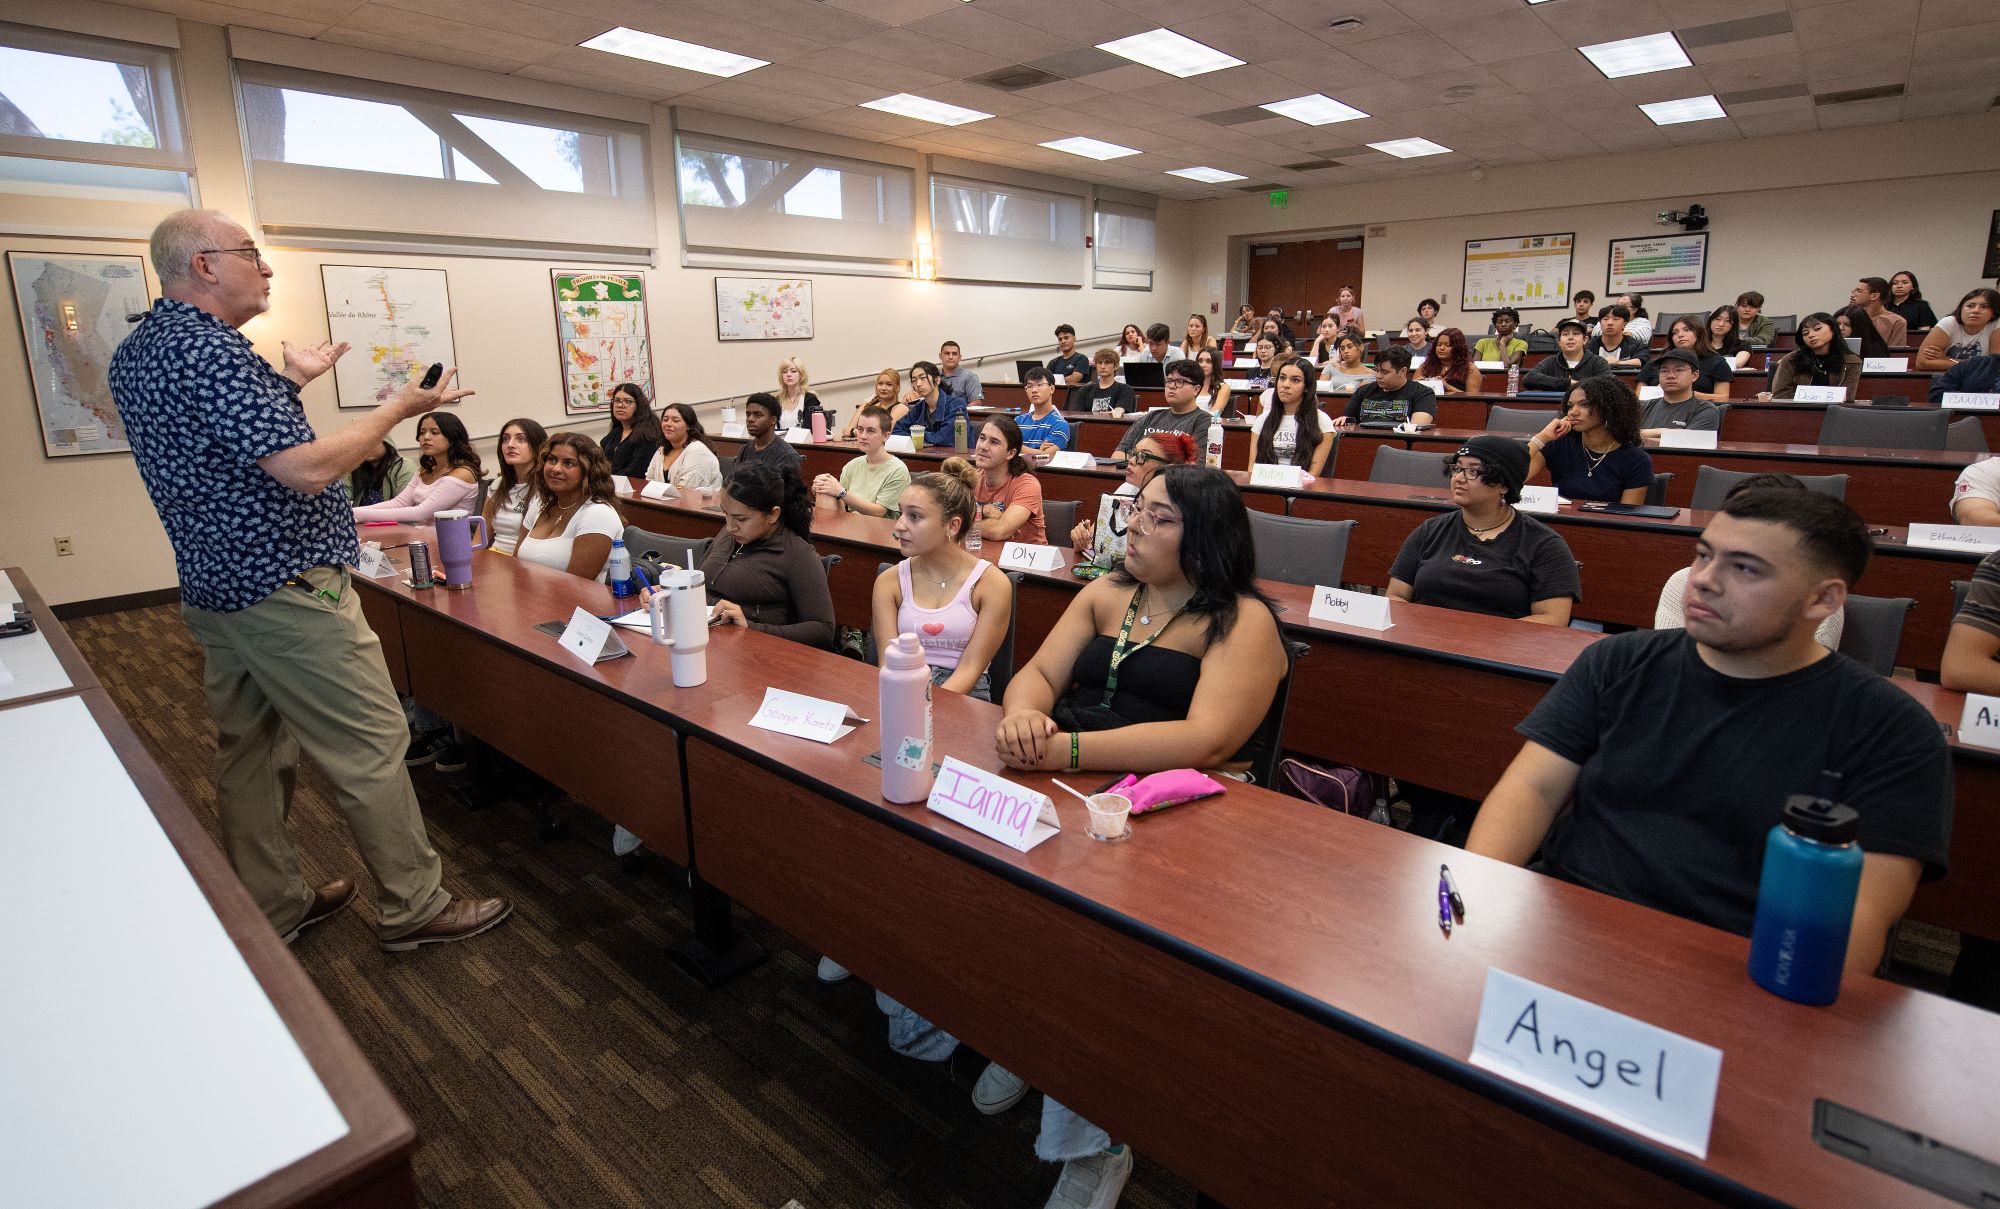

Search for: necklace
xmin=1135 ymin=584 xmax=1191 ymax=626
xmin=1579 ymin=437 xmax=1615 ymax=477
xmin=1464 ymin=507 xmax=1514 ymax=537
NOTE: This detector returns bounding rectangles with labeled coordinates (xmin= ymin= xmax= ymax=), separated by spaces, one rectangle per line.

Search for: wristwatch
xmin=837 ymin=488 xmax=848 ymax=501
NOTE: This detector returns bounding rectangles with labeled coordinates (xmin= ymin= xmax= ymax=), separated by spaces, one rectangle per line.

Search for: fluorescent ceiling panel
xmin=1096 ymin=28 xmax=1245 ymax=78
xmin=1259 ymin=93 xmax=1369 ymax=126
xmin=1369 ymin=137 xmax=1451 ymax=158
xmin=579 ymin=28 xmax=767 ymax=77
xmin=861 ymin=93 xmax=992 ymax=126
xmin=1040 ymin=136 xmax=1141 ymax=160
xmin=1640 ymin=94 xmax=1727 ymax=125
xmin=1579 ymin=31 xmax=1691 ymax=79
xmin=1166 ymin=166 xmax=1247 ymax=183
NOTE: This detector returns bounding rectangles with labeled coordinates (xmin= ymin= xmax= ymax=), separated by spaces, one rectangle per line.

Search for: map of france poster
xmin=320 ymin=265 xmax=458 ymax=410
xmin=553 ymin=271 xmax=653 ymax=415
xmin=10 ymin=251 xmax=150 ymax=458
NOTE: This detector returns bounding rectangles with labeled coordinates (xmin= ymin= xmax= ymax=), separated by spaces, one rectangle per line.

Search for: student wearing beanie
xmin=1387 ymin=435 xmax=1581 ymax=625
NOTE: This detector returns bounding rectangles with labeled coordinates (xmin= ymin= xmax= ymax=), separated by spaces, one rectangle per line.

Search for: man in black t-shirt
xmin=1336 ymin=345 xmax=1437 ymax=427
xmin=1468 ymin=489 xmax=1951 ymax=976
xmin=1047 ymin=323 xmax=1092 ymax=387
xmin=1585 ymin=305 xmax=1646 ymax=365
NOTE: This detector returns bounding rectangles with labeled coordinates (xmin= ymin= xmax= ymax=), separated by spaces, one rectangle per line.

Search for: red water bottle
xmin=1222 ymin=337 xmax=1235 ymax=364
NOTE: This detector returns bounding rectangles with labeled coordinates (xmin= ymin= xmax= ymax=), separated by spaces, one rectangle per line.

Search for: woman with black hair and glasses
xmin=600 ymin=381 xmax=664 ymax=477
xmin=1388 ymin=435 xmax=1580 ymax=625
xmin=1526 ymin=376 xmax=1654 ymax=505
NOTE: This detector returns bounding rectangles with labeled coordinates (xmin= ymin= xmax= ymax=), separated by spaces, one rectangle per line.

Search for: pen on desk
xmin=1866 ymin=528 xmax=1888 ymax=536
xmin=1441 ymin=863 xmax=1465 ymax=921
xmin=1437 ymin=871 xmax=1453 ymax=936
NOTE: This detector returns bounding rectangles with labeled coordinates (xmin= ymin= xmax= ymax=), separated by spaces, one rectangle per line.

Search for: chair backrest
xmin=1487 ymin=405 xmax=1555 ymax=435
xmin=473 ymin=476 xmax=490 ymax=518
xmin=1247 ymin=510 xmax=1355 ymax=587
xmin=622 ymin=525 xmax=711 ymax=570
xmin=1687 ymin=466 xmax=1849 ymax=512
xmin=1367 ymin=446 xmax=1450 ymax=488
xmin=1953 ymin=579 xmax=1972 ymax=618
xmin=1043 ymin=498 xmax=1079 ymax=539
xmin=1645 ymin=471 xmax=1674 ymax=506
xmin=1816 ymin=404 xmax=1949 ymax=451
xmin=1243 ymin=639 xmax=1308 ymax=789
xmin=1654 ymin=312 xmax=1686 ymax=337
xmin=1948 ymin=417 xmax=1990 ymax=453
xmin=867 ymin=560 xmax=1020 ymax=701
xmin=1836 ymin=594 xmax=1913 ymax=675
xmin=715 ymin=454 xmax=738 ymax=482
xmin=1768 ymin=313 xmax=1798 ymax=335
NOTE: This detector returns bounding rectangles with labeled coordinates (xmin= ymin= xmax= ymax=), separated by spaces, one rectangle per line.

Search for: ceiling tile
xmin=1667 ymin=0 xmax=1788 ymax=24
xmin=1258 ymin=0 xmax=1421 ymax=45
xmin=1917 ymin=0 xmax=2000 ymax=31
xmin=1484 ymin=48 xmax=1606 ymax=94
xmin=1914 ymin=20 xmax=2000 ymax=60
xmin=903 ymin=6 xmax=1077 ymax=59
xmin=1815 ymin=95 xmax=1907 ymax=128
xmin=127 ymin=0 xmax=335 ymax=37
xmin=1732 ymin=108 xmax=1820 ymax=136
xmin=677 ymin=0 xmax=890 ymax=43
xmin=1117 ymin=78 xmax=1247 ymax=117
xmin=1008 ymin=78 xmax=1111 ymax=106
xmin=336 ymin=4 xmax=556 ymax=65
xmin=1902 ymin=52 xmax=2000 ymax=92
xmin=1699 ymin=55 xmax=1806 ymax=94
xmin=1191 ymin=64 xmax=1313 ymax=105
xmin=524 ymin=46 xmax=711 ymax=97
xmin=1342 ymin=29 xmax=1474 ymax=75
xmin=1169 ymin=10 xmax=1330 ymax=61
xmin=319 ymin=26 xmax=534 ymax=72
xmin=1793 ymin=0 xmax=1919 ymax=50
xmin=1687 ymin=31 xmax=1800 ymax=65
xmin=1431 ymin=11 xmax=1567 ymax=65
xmin=367 ymin=0 xmax=604 ymax=43
xmin=822 ymin=0 xmax=964 ymax=24
xmin=1534 ymin=0 xmax=1672 ymax=47
xmin=1900 ymin=85 xmax=1995 ymax=117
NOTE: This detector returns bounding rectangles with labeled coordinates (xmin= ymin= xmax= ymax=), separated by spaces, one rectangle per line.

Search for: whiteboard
xmin=1460 ymin=233 xmax=1574 ymax=311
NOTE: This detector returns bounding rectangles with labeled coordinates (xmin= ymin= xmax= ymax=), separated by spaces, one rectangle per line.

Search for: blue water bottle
xmin=1748 ymin=772 xmax=1863 ymax=1005
xmin=607 ymin=539 xmax=634 ymax=599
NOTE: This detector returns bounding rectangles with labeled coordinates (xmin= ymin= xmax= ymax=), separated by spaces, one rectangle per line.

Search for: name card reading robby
xmin=925 ymin=756 xmax=1060 ymax=852
xmin=1250 ymin=463 xmax=1305 ymax=490
xmin=999 ymin=543 xmax=1066 ymax=573
xmin=1308 ymin=585 xmax=1393 ymax=630
xmin=748 ymin=686 xmax=866 ymax=744
xmin=1906 ymin=523 xmax=2000 ymax=554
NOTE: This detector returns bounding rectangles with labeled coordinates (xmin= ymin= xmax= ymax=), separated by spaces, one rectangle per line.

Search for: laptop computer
xmin=1844 ymin=337 xmax=1862 ymax=353
xmin=1122 ymin=361 xmax=1165 ymax=390
xmin=1015 ymin=359 xmax=1045 ymax=383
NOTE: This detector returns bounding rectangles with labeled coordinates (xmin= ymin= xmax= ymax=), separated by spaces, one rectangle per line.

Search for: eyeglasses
xmin=199 ymin=246 xmax=266 ymax=268
xmin=1130 ymin=506 xmax=1181 ymax=536
xmin=1443 ymin=461 xmax=1504 ymax=486
xmin=1163 ymin=377 xmax=1196 ymax=388
xmin=1126 ymin=450 xmax=1168 ymax=468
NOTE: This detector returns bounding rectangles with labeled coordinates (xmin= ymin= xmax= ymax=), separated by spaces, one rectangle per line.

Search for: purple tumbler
xmin=432 ymin=509 xmax=488 ymax=588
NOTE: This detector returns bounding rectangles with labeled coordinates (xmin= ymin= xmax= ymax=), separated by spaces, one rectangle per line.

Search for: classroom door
xmin=1247 ymin=237 xmax=1366 ymax=321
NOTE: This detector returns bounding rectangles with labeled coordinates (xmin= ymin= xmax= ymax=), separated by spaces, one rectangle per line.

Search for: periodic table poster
xmin=1607 ymin=232 xmax=1709 ymax=296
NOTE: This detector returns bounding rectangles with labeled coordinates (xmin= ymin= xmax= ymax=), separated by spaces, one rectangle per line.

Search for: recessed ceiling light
xmin=1369 ymin=137 xmax=1451 ymax=158
xmin=1167 ymin=166 xmax=1248 ymax=183
xmin=579 ymin=27 xmax=767 ymax=77
xmin=1640 ymin=94 xmax=1726 ymax=125
xmin=1096 ymin=28 xmax=1245 ymax=78
xmin=1040 ymin=136 xmax=1141 ymax=160
xmin=1259 ymin=93 xmax=1369 ymax=125
xmin=1578 ymin=31 xmax=1691 ymax=79
xmin=861 ymin=93 xmax=992 ymax=126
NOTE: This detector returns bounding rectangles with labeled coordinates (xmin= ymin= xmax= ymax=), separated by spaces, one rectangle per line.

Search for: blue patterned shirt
xmin=110 ymin=298 xmax=357 ymax=612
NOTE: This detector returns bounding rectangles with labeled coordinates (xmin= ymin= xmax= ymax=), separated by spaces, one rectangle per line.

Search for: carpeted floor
xmin=69 ymin=603 xmax=1195 ymax=1209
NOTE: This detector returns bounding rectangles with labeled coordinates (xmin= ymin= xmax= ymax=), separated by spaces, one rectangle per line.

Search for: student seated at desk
xmin=1402 ymin=317 xmax=1432 ymax=363
xmin=1852 ymin=277 xmax=1909 ymax=348
xmin=1637 ymin=317 xmax=1734 ymax=401
xmin=1253 ymin=359 xmax=1335 ymax=476
xmin=1426 ymin=327 xmax=1481 ymax=394
xmin=1048 ymin=324 xmax=1092 ymax=387
xmin=840 ymin=369 xmax=906 ymax=441
xmin=343 ymin=437 xmax=410 ymax=507
xmin=1948 ymin=426 xmax=2000 ymax=524
xmin=1115 ymin=358 xmax=1212 ymax=456
xmin=774 ymin=355 xmax=832 ymax=432
xmin=877 ymin=460 xmax=1012 ymax=700
xmin=1013 ymin=367 xmax=1072 ymax=456
xmin=1228 ymin=303 xmax=1258 ymax=338
xmin=1585 ymin=305 xmax=1646 ymax=367
xmin=1388 ymin=436 xmax=1579 ymax=625
xmin=1468 ymin=488 xmax=1951 ymax=977
xmin=516 ymin=432 xmax=623 ymax=581
xmin=1244 ymin=334 xmax=1286 ymax=399
xmin=1836 ymin=305 xmax=1895 ymax=361
xmin=1078 ymin=348 xmax=1137 ymax=417
xmin=1116 ymin=323 xmax=1146 ymax=360
xmin=1335 ymin=345 xmax=1436 ymax=429
xmin=1915 ymin=288 xmax=2000 ymax=372
xmin=1886 ymin=271 xmax=1936 ymax=335
xmin=1943 ymin=547 xmax=2000 ymax=693
xmin=971 ymin=418 xmax=1047 ymax=545
xmin=1932 ymin=352 xmax=2000 ymax=406
xmin=891 ymin=360 xmax=968 ymax=448
xmin=1072 ymin=433 xmax=1195 ymax=554
xmin=483 ymin=416 xmax=546 ymax=556
xmin=1193 ymin=348 xmax=1235 ymax=418
xmin=1759 ymin=313 xmax=1860 ymax=401
xmin=1526 ymin=377 xmax=1654 ymax=505
xmin=813 ymin=406 xmax=909 ymax=518
xmin=351 ymin=412 xmax=482 ymax=523
xmin=737 ymin=392 xmax=803 ymax=480
xmin=600 ymin=382 xmax=663 ymax=477
xmin=1736 ymin=290 xmax=1778 ymax=347
xmin=1655 ymin=474 xmax=1844 ymax=649
xmin=1521 ymin=318 xmax=1610 ymax=393
xmin=1706 ymin=305 xmax=1754 ymax=370
xmin=696 ymin=463 xmax=835 ymax=648
xmin=1305 ymin=314 xmax=1344 ymax=366
xmin=1316 ymin=333 xmax=1373 ymax=394
xmin=1637 ymin=349 xmax=1724 ymax=437
xmin=644 ymin=402 xmax=724 ymax=495
xmin=1473 ymin=307 xmax=1528 ymax=368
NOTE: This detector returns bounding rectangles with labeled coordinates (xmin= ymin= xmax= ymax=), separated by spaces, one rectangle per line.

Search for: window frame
xmin=0 ymin=23 xmax=189 ymax=171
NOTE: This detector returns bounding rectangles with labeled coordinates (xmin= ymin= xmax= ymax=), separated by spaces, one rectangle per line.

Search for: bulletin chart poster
xmin=1460 ymin=233 xmax=1574 ymax=311
xmin=1608 ymin=232 xmax=1709 ymax=296
xmin=552 ymin=270 xmax=654 ymax=416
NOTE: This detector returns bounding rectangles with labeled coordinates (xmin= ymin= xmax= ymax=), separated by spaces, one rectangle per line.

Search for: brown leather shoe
xmin=283 ymin=878 xmax=356 ymax=945
xmin=379 ymin=896 xmax=512 ymax=952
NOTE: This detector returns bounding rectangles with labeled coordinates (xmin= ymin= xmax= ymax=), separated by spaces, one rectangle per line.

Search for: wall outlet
xmin=54 ymin=537 xmax=74 ymax=556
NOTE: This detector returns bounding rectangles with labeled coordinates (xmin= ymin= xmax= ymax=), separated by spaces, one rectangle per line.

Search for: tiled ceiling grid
xmin=112 ymin=0 xmax=2000 ymax=199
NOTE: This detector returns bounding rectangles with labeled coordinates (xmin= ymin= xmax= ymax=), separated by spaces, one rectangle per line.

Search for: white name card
xmin=1232 ymin=358 xmax=1258 ymax=369
xmin=1417 ymin=377 xmax=1446 ymax=395
xmin=1636 ymin=384 xmax=1664 ymax=401
xmin=1409 ymin=354 xmax=1426 ymax=368
xmin=721 ymin=422 xmax=748 ymax=439
xmin=557 ymin=607 xmax=628 ymax=666
xmin=783 ymin=427 xmax=812 ymax=444
xmin=1225 ymin=378 xmax=1255 ymax=391
xmin=1942 ymin=392 xmax=2000 ymax=412
xmin=999 ymin=542 xmax=1066 ymax=572
xmin=1307 ymin=585 xmax=1393 ymax=630
xmin=1046 ymin=450 xmax=1094 ymax=469
xmin=639 ymin=480 xmax=675 ymax=500
xmin=1657 ymin=429 xmax=1718 ymax=450
xmin=612 ymin=477 xmax=634 ymax=496
xmin=1517 ymin=485 xmax=1561 ymax=515
xmin=1863 ymin=357 xmax=1909 ymax=373
xmin=1250 ymin=463 xmax=1305 ymax=490
xmin=1792 ymin=385 xmax=1848 ymax=403
xmin=354 ymin=544 xmax=398 ymax=579
xmin=1476 ymin=360 xmax=1505 ymax=371
xmin=885 ymin=434 xmax=914 ymax=453
xmin=1906 ymin=523 xmax=2000 ymax=553
xmin=748 ymin=686 xmax=866 ymax=744
xmin=1470 ymin=968 xmax=1723 ymax=1159
xmin=1958 ymin=693 xmax=2000 ymax=751
xmin=925 ymin=756 xmax=1060 ymax=852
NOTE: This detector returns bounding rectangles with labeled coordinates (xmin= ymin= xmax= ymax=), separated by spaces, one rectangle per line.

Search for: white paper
xmin=783 ymin=427 xmax=812 ymax=444
xmin=1417 ymin=377 xmax=1446 ymax=395
xmin=1863 ymin=357 xmax=1908 ymax=373
xmin=639 ymin=480 xmax=675 ymax=500
xmin=1469 ymin=968 xmax=1722 ymax=1160
xmin=612 ymin=477 xmax=634 ymax=496
xmin=0 ymin=697 xmax=349 ymax=1209
xmin=748 ymin=685 xmax=866 ymax=744
xmin=1232 ymin=358 xmax=1258 ymax=369
xmin=0 ymin=658 xmax=12 ymax=684
xmin=1941 ymin=392 xmax=2000 ymax=412
xmin=1906 ymin=523 xmax=2000 ymax=553
xmin=998 ymin=542 xmax=1066 ymax=572
xmin=721 ymin=422 xmax=748 ymax=439
xmin=1046 ymin=450 xmax=1094 ymax=469
xmin=885 ymin=434 xmax=914 ymax=453
xmin=353 ymin=545 xmax=400 ymax=579
xmin=1517 ymin=486 xmax=1561 ymax=515
xmin=556 ymin=606 xmax=618 ymax=664
xmin=1409 ymin=354 xmax=1426 ymax=368
xmin=1475 ymin=360 xmax=1505 ymax=371
xmin=1225 ymin=378 xmax=1254 ymax=391
xmin=925 ymin=756 xmax=1060 ymax=852
xmin=1959 ymin=693 xmax=2000 ymax=751
xmin=1656 ymin=429 xmax=1718 ymax=450
xmin=1250 ymin=463 xmax=1305 ymax=489
xmin=1792 ymin=385 xmax=1847 ymax=403
xmin=1636 ymin=384 xmax=1664 ymax=401
xmin=1307 ymin=585 xmax=1393 ymax=630
xmin=0 ymin=623 xmax=73 ymax=703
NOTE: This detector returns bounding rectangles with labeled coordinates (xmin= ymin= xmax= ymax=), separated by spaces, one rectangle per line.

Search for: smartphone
xmin=419 ymin=362 xmax=444 ymax=389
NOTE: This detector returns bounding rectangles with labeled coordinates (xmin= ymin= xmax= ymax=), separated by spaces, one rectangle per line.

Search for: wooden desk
xmin=2 ymin=569 xmax=417 ymax=1209
xmin=1433 ymin=394 xmax=2000 ymax=449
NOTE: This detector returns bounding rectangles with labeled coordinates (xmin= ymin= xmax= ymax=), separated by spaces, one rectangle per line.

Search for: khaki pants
xmin=182 ymin=565 xmax=448 ymax=937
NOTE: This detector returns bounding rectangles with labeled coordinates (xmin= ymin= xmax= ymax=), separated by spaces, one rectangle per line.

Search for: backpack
xmin=1279 ymin=758 xmax=1395 ymax=826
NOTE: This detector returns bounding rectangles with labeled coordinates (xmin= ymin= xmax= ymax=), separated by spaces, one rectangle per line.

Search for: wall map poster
xmin=8 ymin=250 xmax=150 ymax=457
xmin=553 ymin=271 xmax=653 ymax=415
xmin=320 ymin=265 xmax=458 ymax=410
xmin=715 ymin=276 xmax=814 ymax=341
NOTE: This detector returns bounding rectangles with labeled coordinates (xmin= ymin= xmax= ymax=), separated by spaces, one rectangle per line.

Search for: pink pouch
xmin=1108 ymin=769 xmax=1227 ymax=816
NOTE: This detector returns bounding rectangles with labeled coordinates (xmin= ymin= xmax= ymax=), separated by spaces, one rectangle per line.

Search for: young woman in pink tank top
xmin=872 ymin=459 xmax=1013 ymax=700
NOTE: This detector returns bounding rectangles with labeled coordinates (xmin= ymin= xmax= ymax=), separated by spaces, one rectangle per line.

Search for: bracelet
xmin=1069 ymin=731 xmax=1081 ymax=771
xmin=1528 ymin=437 xmax=1544 ymax=450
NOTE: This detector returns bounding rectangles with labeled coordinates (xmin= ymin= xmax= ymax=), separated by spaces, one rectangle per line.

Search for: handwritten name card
xmin=1307 ymin=585 xmax=1393 ymax=630
xmin=748 ymin=686 xmax=867 ymax=744
xmin=1657 ymin=429 xmax=1718 ymax=450
xmin=1906 ymin=523 xmax=2000 ymax=553
xmin=925 ymin=757 xmax=1059 ymax=852
xmin=999 ymin=543 xmax=1066 ymax=573
xmin=1942 ymin=393 xmax=2000 ymax=412
xmin=1250 ymin=463 xmax=1305 ymax=490
xmin=1792 ymin=385 xmax=1847 ymax=404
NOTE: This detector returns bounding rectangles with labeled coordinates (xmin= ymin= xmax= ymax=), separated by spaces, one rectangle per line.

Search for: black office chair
xmin=1688 ymin=467 xmax=1848 ymax=511
xmin=715 ymin=455 xmax=738 ymax=481
xmin=1367 ymin=446 xmax=1451 ymax=488
xmin=1947 ymin=418 xmax=1990 ymax=453
xmin=622 ymin=525 xmax=710 ymax=571
xmin=1817 ymin=404 xmax=1948 ymax=450
xmin=1767 ymin=313 xmax=1799 ymax=336
xmin=473 ymin=476 xmax=490 ymax=519
xmin=1043 ymin=498 xmax=1079 ymax=539
xmin=1836 ymin=594 xmax=1914 ymax=675
xmin=1645 ymin=472 xmax=1674 ymax=506
xmin=1247 ymin=510 xmax=1354 ymax=587
xmin=1487 ymin=405 xmax=1557 ymax=434
xmin=1952 ymin=580 xmax=1971 ymax=618
xmin=866 ymin=561 xmax=1020 ymax=701
xmin=1243 ymin=640 xmax=1309 ymax=789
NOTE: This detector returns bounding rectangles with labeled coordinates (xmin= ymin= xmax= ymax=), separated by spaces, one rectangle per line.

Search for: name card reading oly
xmin=926 ymin=756 xmax=1060 ymax=852
xmin=1470 ymin=968 xmax=1723 ymax=1159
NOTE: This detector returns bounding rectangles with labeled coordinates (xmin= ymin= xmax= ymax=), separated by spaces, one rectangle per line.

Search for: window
xmin=929 ymin=174 xmax=1084 ymax=287
xmin=675 ymin=133 xmax=914 ymax=273
xmin=1093 ymin=201 xmax=1156 ymax=290
xmin=236 ymin=65 xmax=652 ymax=258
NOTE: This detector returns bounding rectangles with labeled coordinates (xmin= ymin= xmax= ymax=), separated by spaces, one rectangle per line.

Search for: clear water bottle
xmin=965 ymin=516 xmax=982 ymax=553
xmin=1748 ymin=772 xmax=1863 ymax=1005
xmin=607 ymin=538 xmax=634 ymax=599
xmin=1506 ymin=364 xmax=1521 ymax=397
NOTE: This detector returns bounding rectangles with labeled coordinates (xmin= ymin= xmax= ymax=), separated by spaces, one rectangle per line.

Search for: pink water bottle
xmin=879 ymin=633 xmax=934 ymax=803
xmin=811 ymin=411 xmax=828 ymax=443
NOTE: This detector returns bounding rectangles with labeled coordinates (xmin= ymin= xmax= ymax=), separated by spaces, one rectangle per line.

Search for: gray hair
xmin=149 ymin=208 xmax=237 ymax=286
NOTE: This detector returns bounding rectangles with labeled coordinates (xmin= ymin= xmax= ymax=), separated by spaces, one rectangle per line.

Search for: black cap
xmin=1654 ymin=347 xmax=1700 ymax=370
xmin=1781 ymin=796 xmax=1859 ymax=844
xmin=1555 ymin=317 xmax=1589 ymax=335
xmin=1454 ymin=434 xmax=1531 ymax=503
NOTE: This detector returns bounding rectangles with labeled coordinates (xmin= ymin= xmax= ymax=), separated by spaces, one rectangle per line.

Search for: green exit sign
xmin=1269 ymin=190 xmax=1289 ymax=208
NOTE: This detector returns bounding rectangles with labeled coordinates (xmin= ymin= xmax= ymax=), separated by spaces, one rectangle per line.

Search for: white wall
xmin=0 ymin=11 xmax=1191 ymax=605
xmin=1188 ymin=113 xmax=2000 ymax=339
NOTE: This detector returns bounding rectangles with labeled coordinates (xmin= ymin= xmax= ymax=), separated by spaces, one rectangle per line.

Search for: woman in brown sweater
xmin=696 ymin=462 xmax=836 ymax=649
xmin=1757 ymin=312 xmax=1863 ymax=402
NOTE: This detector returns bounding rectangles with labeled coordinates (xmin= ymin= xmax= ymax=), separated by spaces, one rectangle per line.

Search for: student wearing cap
xmin=1520 ymin=318 xmax=1609 ymax=393
xmin=1638 ymin=348 xmax=1724 ymax=437
xmin=1468 ymin=488 xmax=1950 ymax=977
xmin=1387 ymin=435 xmax=1581 ymax=625
xmin=1473 ymin=308 xmax=1528 ymax=367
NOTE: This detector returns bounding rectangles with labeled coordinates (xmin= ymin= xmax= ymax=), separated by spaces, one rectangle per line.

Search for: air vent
xmin=1282 ymin=160 xmax=1339 ymax=171
xmin=1236 ymin=183 xmax=1284 ymax=192
xmin=1328 ymin=16 xmax=1363 ymax=31
xmin=1719 ymin=82 xmax=1809 ymax=106
xmin=1200 ymin=106 xmax=1279 ymax=126
xmin=973 ymin=65 xmax=1063 ymax=91
xmin=1678 ymin=12 xmax=1792 ymax=48
xmin=1813 ymin=83 xmax=1904 ymax=106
